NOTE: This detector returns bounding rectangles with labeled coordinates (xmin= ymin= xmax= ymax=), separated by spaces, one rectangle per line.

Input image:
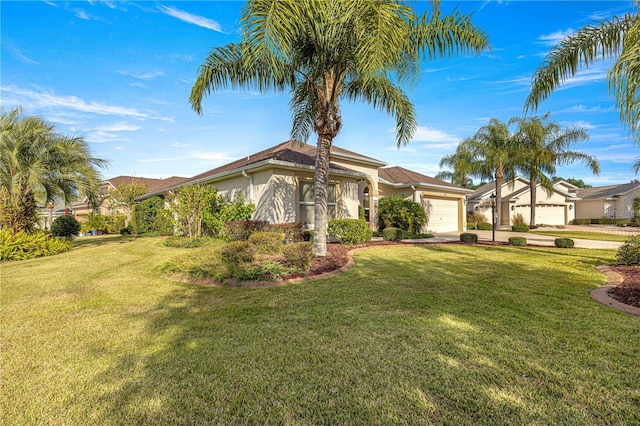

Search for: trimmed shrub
xmin=511 ymin=223 xmax=530 ymax=233
xmin=328 ymin=219 xmax=371 ymax=244
xmin=460 ymin=232 xmax=478 ymax=243
xmin=403 ymin=233 xmax=434 ymax=239
xmin=477 ymin=222 xmax=493 ymax=231
xmin=282 ymin=242 xmax=314 ymax=270
xmin=382 ymin=227 xmax=404 ymax=242
xmin=266 ymin=222 xmax=307 ymax=243
xmin=248 ymin=231 xmax=284 ymax=254
xmin=221 ymin=241 xmax=255 ymax=270
xmin=554 ymin=238 xmax=574 ymax=248
xmin=51 ymin=215 xmax=81 ymax=238
xmin=572 ymin=218 xmax=591 ymax=225
xmin=508 ymin=237 xmax=527 ymax=246
xmin=1 ymin=229 xmax=72 ymax=261
xmin=223 ymin=220 xmax=269 ymax=241
xmin=511 ymin=213 xmax=526 ymax=226
xmin=616 ymin=236 xmax=640 ymax=265
xmin=132 ymin=196 xmax=174 ymax=236
xmin=377 ymin=195 xmax=427 ymax=234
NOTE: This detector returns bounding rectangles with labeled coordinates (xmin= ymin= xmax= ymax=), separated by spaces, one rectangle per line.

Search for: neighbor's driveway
xmin=424 ymin=225 xmax=630 ymax=249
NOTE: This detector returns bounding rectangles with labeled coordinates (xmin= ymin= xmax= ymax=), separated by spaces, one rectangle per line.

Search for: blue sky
xmin=2 ymin=1 xmax=638 ymax=186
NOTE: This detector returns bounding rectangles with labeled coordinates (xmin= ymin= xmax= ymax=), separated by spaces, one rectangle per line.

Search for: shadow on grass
xmin=85 ymin=244 xmax=638 ymax=424
xmin=72 ymin=234 xmax=138 ymax=249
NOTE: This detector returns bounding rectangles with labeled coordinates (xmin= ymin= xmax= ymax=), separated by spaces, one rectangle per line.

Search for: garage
xmin=422 ymin=197 xmax=460 ymax=233
xmin=513 ymin=204 xmax=566 ymax=226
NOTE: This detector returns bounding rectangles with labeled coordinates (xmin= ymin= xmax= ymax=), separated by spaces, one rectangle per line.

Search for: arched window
xmin=362 ymin=186 xmax=370 ymax=221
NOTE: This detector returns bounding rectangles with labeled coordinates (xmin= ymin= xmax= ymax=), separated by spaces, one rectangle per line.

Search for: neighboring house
xmin=467 ymin=177 xmax=579 ymax=227
xmin=139 ymin=140 xmax=469 ymax=233
xmin=378 ymin=166 xmax=470 ymax=233
xmin=574 ymin=182 xmax=640 ymax=221
xmin=72 ymin=175 xmax=188 ymax=221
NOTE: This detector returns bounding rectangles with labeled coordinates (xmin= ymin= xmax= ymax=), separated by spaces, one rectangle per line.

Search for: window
xmin=362 ymin=186 xmax=370 ymax=222
xmin=299 ymin=181 xmax=338 ymax=224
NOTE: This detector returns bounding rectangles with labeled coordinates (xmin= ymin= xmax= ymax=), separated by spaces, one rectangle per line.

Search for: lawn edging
xmin=592 ymin=265 xmax=640 ymax=317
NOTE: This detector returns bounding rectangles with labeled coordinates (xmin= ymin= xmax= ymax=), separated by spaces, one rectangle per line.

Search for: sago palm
xmin=0 ymin=107 xmax=107 ymax=232
xmin=510 ymin=113 xmax=599 ymax=226
xmin=190 ymin=0 xmax=489 ymax=256
xmin=526 ymin=2 xmax=640 ymax=143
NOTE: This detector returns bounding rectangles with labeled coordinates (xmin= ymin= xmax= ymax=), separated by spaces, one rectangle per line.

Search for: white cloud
xmin=558 ymin=104 xmax=615 ymax=114
xmin=538 ymin=28 xmax=575 ymax=46
xmin=409 ymin=126 xmax=460 ymax=144
xmin=117 ymin=70 xmax=164 ymax=80
xmin=157 ymin=5 xmax=224 ymax=33
xmin=0 ymin=85 xmax=171 ymax=121
xmin=141 ymin=150 xmax=234 ymax=164
xmin=7 ymin=46 xmax=40 ymax=65
xmin=94 ymin=122 xmax=141 ymax=132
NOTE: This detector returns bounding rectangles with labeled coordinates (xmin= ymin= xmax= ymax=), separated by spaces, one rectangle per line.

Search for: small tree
xmin=377 ymin=196 xmax=427 ymax=234
xmin=132 ymin=196 xmax=174 ymax=235
xmin=51 ymin=215 xmax=81 ymax=238
xmin=108 ymin=182 xmax=149 ymax=227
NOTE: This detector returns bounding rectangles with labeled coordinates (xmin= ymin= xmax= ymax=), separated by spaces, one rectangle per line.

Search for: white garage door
xmin=514 ymin=205 xmax=566 ymax=225
xmin=422 ymin=198 xmax=459 ymax=233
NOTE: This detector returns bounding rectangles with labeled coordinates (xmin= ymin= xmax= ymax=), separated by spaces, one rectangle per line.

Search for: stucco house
xmin=139 ymin=140 xmax=469 ymax=233
xmin=467 ymin=177 xmax=579 ymax=227
xmin=574 ymin=182 xmax=640 ymax=221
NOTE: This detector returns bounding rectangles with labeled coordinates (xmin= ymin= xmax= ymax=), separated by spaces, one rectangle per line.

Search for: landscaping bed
xmin=609 ymin=265 xmax=640 ymax=308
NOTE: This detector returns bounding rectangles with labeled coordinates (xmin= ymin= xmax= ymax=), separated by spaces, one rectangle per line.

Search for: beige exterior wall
xmin=575 ymin=200 xmax=604 ymax=219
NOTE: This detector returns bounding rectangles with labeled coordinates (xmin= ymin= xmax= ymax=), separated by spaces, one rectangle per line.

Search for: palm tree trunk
xmin=530 ymin=176 xmax=537 ymax=227
xmin=313 ymin=135 xmax=332 ymax=256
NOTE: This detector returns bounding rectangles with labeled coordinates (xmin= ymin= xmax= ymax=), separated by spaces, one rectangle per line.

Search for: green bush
xmin=511 ymin=223 xmax=530 ymax=233
xmin=51 ymin=215 xmax=81 ymax=237
xmin=266 ymin=222 xmax=306 ymax=243
xmin=248 ymin=231 xmax=284 ymax=254
xmin=377 ymin=195 xmax=427 ymax=234
xmin=328 ymin=219 xmax=371 ymax=244
xmin=1 ymin=229 xmax=72 ymax=261
xmin=282 ymin=242 xmax=314 ymax=270
xmin=223 ymin=220 xmax=269 ymax=241
xmin=477 ymin=222 xmax=492 ymax=231
xmin=511 ymin=213 xmax=526 ymax=226
xmin=572 ymin=218 xmax=591 ymax=225
xmin=221 ymin=242 xmax=255 ymax=279
xmin=382 ymin=227 xmax=404 ymax=241
xmin=403 ymin=232 xmax=434 ymax=239
xmin=616 ymin=236 xmax=640 ymax=265
xmin=508 ymin=237 xmax=527 ymax=246
xmin=460 ymin=232 xmax=478 ymax=243
xmin=133 ymin=197 xmax=174 ymax=236
xmin=467 ymin=211 xmax=487 ymax=229
xmin=554 ymin=238 xmax=574 ymax=248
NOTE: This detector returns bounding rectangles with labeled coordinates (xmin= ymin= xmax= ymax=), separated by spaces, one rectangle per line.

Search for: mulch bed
xmin=608 ymin=266 xmax=640 ymax=309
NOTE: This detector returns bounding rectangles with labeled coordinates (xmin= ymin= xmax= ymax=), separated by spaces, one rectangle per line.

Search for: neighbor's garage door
xmin=515 ymin=205 xmax=566 ymax=225
xmin=422 ymin=198 xmax=459 ymax=233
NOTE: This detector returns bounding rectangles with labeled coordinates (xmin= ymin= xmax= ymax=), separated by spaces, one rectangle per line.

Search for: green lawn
xmin=3 ymin=236 xmax=639 ymax=424
xmin=530 ymin=230 xmax=636 ymax=242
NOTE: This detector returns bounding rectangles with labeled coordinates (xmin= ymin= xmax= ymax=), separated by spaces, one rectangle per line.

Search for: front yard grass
xmin=2 ymin=236 xmax=639 ymax=424
xmin=530 ymin=230 xmax=635 ymax=242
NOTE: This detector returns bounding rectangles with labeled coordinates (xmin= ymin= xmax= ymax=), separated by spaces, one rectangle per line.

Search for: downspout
xmin=411 ymin=185 xmax=420 ymax=203
xmin=241 ymin=170 xmax=254 ymax=202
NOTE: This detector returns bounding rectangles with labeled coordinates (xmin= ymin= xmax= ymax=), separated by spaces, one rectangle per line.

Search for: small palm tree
xmin=189 ymin=0 xmax=489 ymax=256
xmin=526 ymin=2 xmax=640 ymax=142
xmin=466 ymin=119 xmax=517 ymax=228
xmin=510 ymin=113 xmax=600 ymax=226
xmin=0 ymin=107 xmax=107 ymax=232
xmin=436 ymin=141 xmax=477 ymax=188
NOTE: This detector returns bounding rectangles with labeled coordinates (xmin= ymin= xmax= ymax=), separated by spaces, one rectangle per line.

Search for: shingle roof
xmin=378 ymin=166 xmax=467 ymax=190
xmin=576 ymin=182 xmax=640 ymax=200
xmin=181 ymin=140 xmax=375 ymax=185
xmin=106 ymin=175 xmax=189 ymax=194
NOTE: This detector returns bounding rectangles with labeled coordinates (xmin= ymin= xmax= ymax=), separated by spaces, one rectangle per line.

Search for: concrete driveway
xmin=421 ymin=226 xmax=632 ymax=249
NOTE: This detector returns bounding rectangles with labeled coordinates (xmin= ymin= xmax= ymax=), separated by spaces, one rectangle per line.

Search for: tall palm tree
xmin=525 ymin=2 xmax=640 ymax=142
xmin=189 ymin=0 xmax=489 ymax=256
xmin=466 ymin=119 xmax=516 ymax=228
xmin=0 ymin=107 xmax=107 ymax=232
xmin=510 ymin=113 xmax=600 ymax=226
xmin=436 ymin=140 xmax=477 ymax=188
